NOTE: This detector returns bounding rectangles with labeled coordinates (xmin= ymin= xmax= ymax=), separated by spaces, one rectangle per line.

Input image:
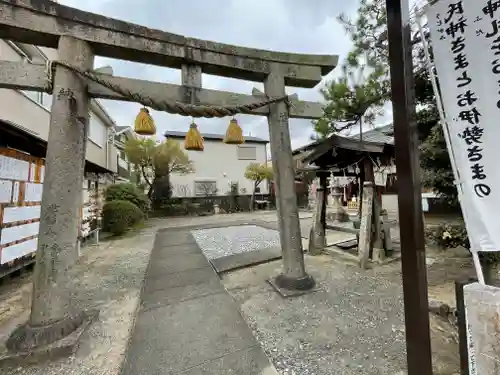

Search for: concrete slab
xmin=146 ymin=253 xmax=210 ymax=278
xmin=121 ymin=228 xmax=277 ymax=375
xmin=157 ymin=221 xmax=258 ymax=233
xmin=178 ymin=346 xmax=279 ymax=375
xmin=122 ymin=294 xmax=258 ymax=375
xmin=335 ymin=239 xmax=357 ymax=249
xmin=141 ymin=268 xmax=225 ymax=311
xmin=152 ymin=243 xmax=202 ymax=256
xmin=141 ymin=281 xmax=225 ymax=311
xmin=154 ymin=230 xmax=197 ymax=247
xmin=144 ymin=266 xmax=220 ymax=293
xmin=326 ymin=232 xmax=357 ymax=246
xmin=210 ymin=247 xmax=282 ymax=273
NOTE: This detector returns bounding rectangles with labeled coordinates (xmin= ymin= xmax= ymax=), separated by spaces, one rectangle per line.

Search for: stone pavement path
xmin=120 ymin=227 xmax=278 ymax=375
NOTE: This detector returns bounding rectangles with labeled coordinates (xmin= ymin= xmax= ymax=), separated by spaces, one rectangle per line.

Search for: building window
xmin=11 ymin=44 xmax=53 ymax=110
xmin=237 ymin=145 xmax=256 ymax=160
xmin=42 ymin=93 xmax=52 ymax=109
xmin=20 ymin=91 xmax=52 ymax=109
xmin=194 ymin=180 xmax=217 ymax=196
xmin=21 ymin=90 xmax=40 ymax=104
xmin=88 ymin=112 xmax=107 ymax=147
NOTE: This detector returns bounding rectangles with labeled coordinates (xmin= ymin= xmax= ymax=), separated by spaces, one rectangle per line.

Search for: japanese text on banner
xmin=428 ymin=0 xmax=500 ymax=251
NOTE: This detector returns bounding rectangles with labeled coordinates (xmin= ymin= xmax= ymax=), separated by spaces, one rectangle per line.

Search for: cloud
xmin=57 ymin=0 xmax=363 ymax=149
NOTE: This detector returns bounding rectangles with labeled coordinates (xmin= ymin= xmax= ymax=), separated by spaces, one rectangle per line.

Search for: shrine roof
xmin=348 ymin=124 xmax=394 ymax=145
xmin=292 ymin=132 xmax=394 ymax=169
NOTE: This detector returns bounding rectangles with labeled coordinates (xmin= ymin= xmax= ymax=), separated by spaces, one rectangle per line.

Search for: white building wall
xmin=169 ymin=139 xmax=269 ymax=197
xmin=0 ymin=42 xmax=117 ymax=173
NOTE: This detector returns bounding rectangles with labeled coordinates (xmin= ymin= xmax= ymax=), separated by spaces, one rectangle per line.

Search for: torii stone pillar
xmin=265 ymin=64 xmax=315 ymax=293
xmin=309 ymin=172 xmax=328 ymax=255
xmin=7 ymin=36 xmax=95 ymax=351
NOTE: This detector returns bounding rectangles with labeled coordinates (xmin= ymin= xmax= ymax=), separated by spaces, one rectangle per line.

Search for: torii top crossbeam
xmin=0 ymin=0 xmax=338 ymax=88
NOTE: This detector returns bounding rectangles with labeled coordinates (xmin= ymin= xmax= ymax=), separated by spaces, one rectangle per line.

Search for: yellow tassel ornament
xmin=134 ymin=107 xmax=156 ymax=135
xmin=184 ymin=122 xmax=204 ymax=151
xmin=223 ymin=118 xmax=244 ymax=144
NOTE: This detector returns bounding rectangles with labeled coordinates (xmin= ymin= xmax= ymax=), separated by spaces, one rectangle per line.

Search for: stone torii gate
xmin=0 ymin=0 xmax=337 ymax=352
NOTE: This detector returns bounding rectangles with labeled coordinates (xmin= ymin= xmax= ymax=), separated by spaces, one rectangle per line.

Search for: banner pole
xmin=386 ymin=0 xmax=433 ymax=373
xmin=471 ymin=252 xmax=486 ymax=285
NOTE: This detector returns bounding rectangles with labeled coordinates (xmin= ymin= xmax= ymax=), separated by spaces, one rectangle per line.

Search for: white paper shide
xmin=428 ymin=0 xmax=500 ymax=252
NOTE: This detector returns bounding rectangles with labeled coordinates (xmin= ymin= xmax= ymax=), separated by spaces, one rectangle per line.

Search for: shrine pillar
xmin=309 ymin=172 xmax=328 ymax=255
xmin=265 ymin=63 xmax=314 ymax=291
xmin=8 ymin=36 xmax=95 ymax=351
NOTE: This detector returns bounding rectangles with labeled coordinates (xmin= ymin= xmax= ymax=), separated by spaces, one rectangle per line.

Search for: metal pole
xmin=385 ymin=0 xmax=433 ymax=374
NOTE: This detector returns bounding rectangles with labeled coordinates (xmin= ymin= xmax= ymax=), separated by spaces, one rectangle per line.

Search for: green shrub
xmin=157 ymin=202 xmax=187 ymax=216
xmin=433 ymin=222 xmax=470 ymax=249
xmin=105 ymin=183 xmax=150 ymax=214
xmin=427 ymin=221 xmax=500 ymax=267
xmin=102 ymin=200 xmax=144 ymax=235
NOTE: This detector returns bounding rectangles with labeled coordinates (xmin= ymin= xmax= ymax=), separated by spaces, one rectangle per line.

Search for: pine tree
xmin=314 ymin=0 xmax=391 ymax=139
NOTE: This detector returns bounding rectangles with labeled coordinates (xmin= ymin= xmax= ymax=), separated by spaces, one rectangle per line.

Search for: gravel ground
xmin=0 ymin=213 xmax=464 ymax=375
xmin=191 ymin=225 xmax=281 ymax=259
xmin=0 ymin=223 xmax=160 ymax=375
xmin=222 ymin=256 xmax=408 ymax=375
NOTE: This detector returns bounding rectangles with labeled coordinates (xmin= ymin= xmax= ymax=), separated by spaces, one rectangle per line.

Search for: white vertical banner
xmin=427 ymin=0 xmax=500 ymax=253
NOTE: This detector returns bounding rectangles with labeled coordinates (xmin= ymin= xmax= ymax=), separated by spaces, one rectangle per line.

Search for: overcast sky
xmin=57 ymin=0 xmax=394 ymax=149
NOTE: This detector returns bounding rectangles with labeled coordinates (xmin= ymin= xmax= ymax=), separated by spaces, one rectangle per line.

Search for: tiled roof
xmin=164 ymin=130 xmax=269 ymax=144
xmin=0 ymin=119 xmax=43 ymax=140
xmin=348 ymin=124 xmax=394 ymax=145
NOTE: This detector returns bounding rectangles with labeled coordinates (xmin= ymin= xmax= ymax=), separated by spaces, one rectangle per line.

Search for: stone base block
xmin=0 ymin=309 xmax=98 ymax=366
xmin=267 ymin=274 xmax=317 ymax=298
xmin=463 ymin=282 xmax=500 ymax=374
xmin=372 ymin=247 xmax=386 ymax=263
